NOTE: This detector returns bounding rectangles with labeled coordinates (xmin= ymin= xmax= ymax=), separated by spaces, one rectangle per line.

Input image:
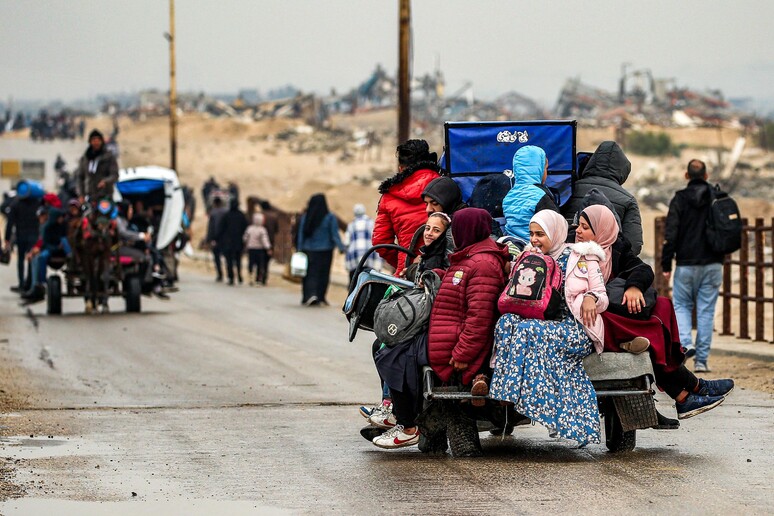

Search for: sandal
xmin=470 ymin=374 xmax=489 ymax=407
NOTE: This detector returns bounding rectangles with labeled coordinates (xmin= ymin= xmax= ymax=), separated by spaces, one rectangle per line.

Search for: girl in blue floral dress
xmin=490 ymin=209 xmax=609 ymax=446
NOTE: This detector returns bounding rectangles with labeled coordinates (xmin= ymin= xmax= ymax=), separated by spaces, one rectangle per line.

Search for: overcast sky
xmin=1 ymin=0 xmax=772 ymax=107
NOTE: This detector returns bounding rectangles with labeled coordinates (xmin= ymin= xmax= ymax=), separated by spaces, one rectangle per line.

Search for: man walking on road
xmin=75 ymin=129 xmax=119 ymax=202
xmin=661 ymin=159 xmax=725 ymax=373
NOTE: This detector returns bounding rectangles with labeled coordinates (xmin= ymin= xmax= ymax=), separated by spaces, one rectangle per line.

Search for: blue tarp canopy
xmin=443 ymin=120 xmax=576 ymax=206
xmin=116 ymin=179 xmax=165 ymax=195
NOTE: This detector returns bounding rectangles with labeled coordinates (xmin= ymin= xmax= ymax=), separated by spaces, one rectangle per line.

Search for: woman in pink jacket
xmin=489 ymin=209 xmax=612 ymax=446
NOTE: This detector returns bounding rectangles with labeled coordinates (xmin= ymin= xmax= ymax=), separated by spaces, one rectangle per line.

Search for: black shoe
xmin=359 ymin=425 xmax=386 ymax=442
xmin=681 ymin=346 xmax=696 ymax=359
xmin=651 ymin=410 xmax=680 ymax=430
xmin=10 ymin=285 xmax=22 ymax=293
xmin=215 ymin=276 xmax=223 ymax=282
xmin=153 ymin=288 xmax=170 ymax=300
xmin=227 ymin=279 xmax=234 ymax=286
xmin=21 ymin=285 xmax=45 ymax=301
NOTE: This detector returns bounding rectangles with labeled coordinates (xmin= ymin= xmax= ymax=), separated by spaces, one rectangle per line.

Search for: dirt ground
xmin=76 ymin=112 xmax=770 ymax=257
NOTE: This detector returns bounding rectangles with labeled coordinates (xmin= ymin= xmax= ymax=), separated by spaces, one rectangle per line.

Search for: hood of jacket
xmin=451 ymin=207 xmax=492 ymax=250
xmin=680 ymin=178 xmax=712 ymax=208
xmin=378 ymin=160 xmax=442 ymax=196
xmin=569 ymin=240 xmax=607 ymax=261
xmin=422 ymin=176 xmax=464 ymax=214
xmin=512 ymin=145 xmax=546 ymax=185
xmin=580 ymin=141 xmax=631 ymax=185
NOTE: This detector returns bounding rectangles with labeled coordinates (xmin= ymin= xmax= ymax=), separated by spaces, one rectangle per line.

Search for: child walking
xmin=243 ymin=212 xmax=272 ymax=285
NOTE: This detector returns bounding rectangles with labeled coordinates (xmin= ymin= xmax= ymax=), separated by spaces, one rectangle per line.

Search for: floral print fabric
xmin=489 ymin=250 xmax=601 ymax=446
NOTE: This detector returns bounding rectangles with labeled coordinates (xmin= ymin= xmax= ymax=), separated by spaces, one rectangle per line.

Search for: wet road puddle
xmin=0 ymin=498 xmax=293 ymax=515
xmin=0 ymin=435 xmax=100 ymax=460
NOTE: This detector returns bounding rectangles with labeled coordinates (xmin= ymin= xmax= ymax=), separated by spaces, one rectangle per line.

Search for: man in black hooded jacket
xmin=562 ymin=141 xmax=643 ymax=255
xmin=661 ymin=159 xmax=725 ymax=373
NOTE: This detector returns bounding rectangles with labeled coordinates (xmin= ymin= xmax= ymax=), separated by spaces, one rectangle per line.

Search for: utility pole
xmin=397 ymin=0 xmax=411 ymax=144
xmin=167 ymin=0 xmax=178 ymax=172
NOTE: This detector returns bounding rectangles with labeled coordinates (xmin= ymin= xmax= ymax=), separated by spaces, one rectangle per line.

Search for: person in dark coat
xmin=660 ymin=159 xmax=725 ymax=372
xmin=216 ymin=198 xmax=248 ymax=285
xmin=589 ymin=224 xmax=734 ymax=421
xmin=3 ymin=193 xmax=41 ymax=292
xmin=207 ymin=197 xmax=228 ymax=281
xmin=75 ymin=129 xmax=119 ymax=202
xmin=296 ymin=193 xmax=345 ymax=306
xmin=561 ymin=141 xmax=643 ymax=255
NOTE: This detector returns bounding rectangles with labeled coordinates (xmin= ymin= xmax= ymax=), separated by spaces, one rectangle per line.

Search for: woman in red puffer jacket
xmin=372 ymin=139 xmax=442 ymax=276
xmin=428 ymin=208 xmax=510 ymax=386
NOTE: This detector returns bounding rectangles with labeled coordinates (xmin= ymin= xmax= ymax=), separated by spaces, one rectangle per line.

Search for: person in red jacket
xmin=372 ymin=139 xmax=442 ymax=276
xmin=428 ymin=208 xmax=510 ymax=388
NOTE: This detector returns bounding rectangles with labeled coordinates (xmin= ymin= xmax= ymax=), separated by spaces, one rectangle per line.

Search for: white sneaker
xmin=368 ymin=402 xmax=396 ymax=429
xmin=372 ymin=425 xmax=420 ymax=449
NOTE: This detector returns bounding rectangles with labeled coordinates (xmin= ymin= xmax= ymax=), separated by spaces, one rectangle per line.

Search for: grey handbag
xmin=373 ymin=270 xmax=441 ymax=346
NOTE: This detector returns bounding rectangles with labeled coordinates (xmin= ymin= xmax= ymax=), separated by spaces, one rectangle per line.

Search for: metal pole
xmin=169 ymin=0 xmax=178 ymax=172
xmin=397 ymin=0 xmax=411 ymax=144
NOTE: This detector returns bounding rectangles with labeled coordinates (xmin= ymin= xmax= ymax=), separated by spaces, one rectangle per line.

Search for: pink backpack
xmin=498 ymin=251 xmax=563 ymax=320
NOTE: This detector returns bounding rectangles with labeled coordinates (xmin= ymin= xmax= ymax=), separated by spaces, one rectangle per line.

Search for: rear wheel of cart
xmin=447 ymin=409 xmax=483 ymax=458
xmin=604 ymin=400 xmax=637 ymax=452
xmin=125 ymin=276 xmax=142 ymax=313
xmin=46 ymin=275 xmax=62 ymax=315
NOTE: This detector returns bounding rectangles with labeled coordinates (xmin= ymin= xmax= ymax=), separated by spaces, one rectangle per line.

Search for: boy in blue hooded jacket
xmin=501 ymin=145 xmax=560 ymax=241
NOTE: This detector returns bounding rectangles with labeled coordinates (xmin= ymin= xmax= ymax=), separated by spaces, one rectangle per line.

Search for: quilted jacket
xmin=427 ymin=238 xmax=509 ymax=384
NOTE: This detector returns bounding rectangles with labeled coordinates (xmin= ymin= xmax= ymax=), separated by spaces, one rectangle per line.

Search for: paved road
xmin=0 ymin=264 xmax=772 ymax=515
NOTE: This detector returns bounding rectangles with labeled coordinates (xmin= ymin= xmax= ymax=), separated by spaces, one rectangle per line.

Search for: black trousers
xmin=654 ymin=364 xmax=699 ymax=399
xmin=15 ymin=237 xmax=37 ymax=289
xmin=223 ymin=249 xmax=242 ymax=283
xmin=248 ymin=249 xmax=269 ymax=284
xmin=211 ymin=246 xmax=223 ymax=279
xmin=390 ymin=384 xmax=423 ymax=427
xmin=302 ymin=250 xmax=333 ymax=303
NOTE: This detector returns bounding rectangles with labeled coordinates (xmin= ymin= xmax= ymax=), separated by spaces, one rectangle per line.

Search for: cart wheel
xmin=125 ymin=276 xmax=141 ymax=313
xmin=47 ymin=276 xmax=62 ymax=315
xmin=447 ymin=409 xmax=483 ymax=458
xmin=604 ymin=402 xmax=637 ymax=453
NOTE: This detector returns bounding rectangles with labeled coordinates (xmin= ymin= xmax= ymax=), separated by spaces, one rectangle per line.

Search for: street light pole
xmin=398 ymin=0 xmax=411 ymax=144
xmin=168 ymin=0 xmax=178 ymax=172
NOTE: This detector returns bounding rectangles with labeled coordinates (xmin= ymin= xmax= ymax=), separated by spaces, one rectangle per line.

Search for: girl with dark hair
xmin=297 ymin=193 xmax=345 ymax=306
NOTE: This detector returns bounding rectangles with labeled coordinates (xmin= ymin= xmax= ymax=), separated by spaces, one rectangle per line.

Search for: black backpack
xmin=706 ymin=184 xmax=743 ymax=255
xmin=468 ymin=172 xmax=513 ymax=236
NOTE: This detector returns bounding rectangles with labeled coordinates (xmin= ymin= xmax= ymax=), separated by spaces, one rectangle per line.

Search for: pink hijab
xmin=529 ymin=210 xmax=568 ymax=260
xmin=579 ymin=204 xmax=618 ymax=280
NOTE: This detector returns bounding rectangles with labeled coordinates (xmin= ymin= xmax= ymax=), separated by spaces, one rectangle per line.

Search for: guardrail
xmin=654 ymin=216 xmax=774 ymax=343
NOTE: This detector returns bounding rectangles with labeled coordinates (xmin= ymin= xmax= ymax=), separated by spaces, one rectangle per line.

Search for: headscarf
xmin=302 ymin=193 xmax=329 ymax=238
xmin=579 ymin=204 xmax=618 ymax=281
xmin=529 ymin=209 xmax=568 ymax=260
xmin=451 ymin=207 xmax=492 ymax=250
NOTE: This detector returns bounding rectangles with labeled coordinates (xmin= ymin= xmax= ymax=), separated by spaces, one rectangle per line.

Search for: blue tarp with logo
xmin=443 ymin=120 xmax=577 ymax=206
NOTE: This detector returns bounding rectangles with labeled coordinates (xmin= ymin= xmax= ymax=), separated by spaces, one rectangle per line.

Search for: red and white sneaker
xmin=367 ymin=401 xmax=396 ymax=429
xmin=372 ymin=425 xmax=420 ymax=449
